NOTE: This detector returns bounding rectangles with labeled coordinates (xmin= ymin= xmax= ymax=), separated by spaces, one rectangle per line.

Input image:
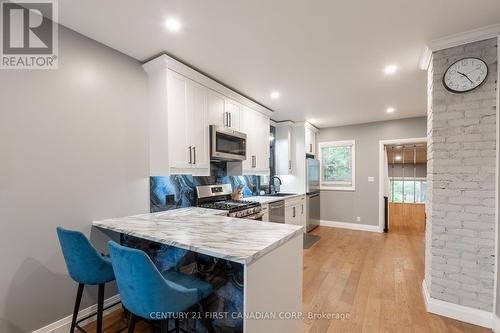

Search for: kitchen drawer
xmin=285 ymin=195 xmax=305 ymax=207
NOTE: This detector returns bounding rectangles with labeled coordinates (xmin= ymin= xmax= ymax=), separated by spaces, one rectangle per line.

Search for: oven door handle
xmin=244 ymin=212 xmax=265 ymax=220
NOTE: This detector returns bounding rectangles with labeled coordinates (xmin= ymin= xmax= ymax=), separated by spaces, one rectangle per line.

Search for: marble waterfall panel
xmin=123 ymin=235 xmax=244 ymax=333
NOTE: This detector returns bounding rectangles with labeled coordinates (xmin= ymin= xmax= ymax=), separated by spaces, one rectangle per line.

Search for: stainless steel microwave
xmin=210 ymin=125 xmax=247 ymax=161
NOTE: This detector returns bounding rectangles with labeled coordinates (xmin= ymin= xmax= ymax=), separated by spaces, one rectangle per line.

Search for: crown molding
xmin=274 ymin=120 xmax=294 ymax=127
xmin=427 ymin=23 xmax=500 ymax=52
xmin=142 ymin=54 xmax=274 ymax=117
xmin=418 ymin=45 xmax=432 ymax=71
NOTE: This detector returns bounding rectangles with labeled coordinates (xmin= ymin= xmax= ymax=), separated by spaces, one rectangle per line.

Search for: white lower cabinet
xmin=261 ymin=204 xmax=269 ymax=222
xmin=284 ymin=195 xmax=306 ymax=231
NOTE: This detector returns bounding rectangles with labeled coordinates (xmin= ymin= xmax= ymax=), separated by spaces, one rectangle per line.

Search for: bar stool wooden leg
xmin=128 ymin=314 xmax=136 ymax=333
xmin=70 ymin=284 xmax=84 ymax=333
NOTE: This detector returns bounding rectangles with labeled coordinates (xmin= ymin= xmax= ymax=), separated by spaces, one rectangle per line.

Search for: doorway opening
xmin=385 ymin=143 xmax=427 ymax=234
xmin=378 ymin=137 xmax=427 ymax=234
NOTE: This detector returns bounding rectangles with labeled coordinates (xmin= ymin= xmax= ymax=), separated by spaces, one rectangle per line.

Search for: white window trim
xmin=318 ymin=140 xmax=356 ymax=191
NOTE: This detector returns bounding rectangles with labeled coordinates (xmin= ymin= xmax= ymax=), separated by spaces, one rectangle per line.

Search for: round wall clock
xmin=442 ymin=57 xmax=488 ymax=93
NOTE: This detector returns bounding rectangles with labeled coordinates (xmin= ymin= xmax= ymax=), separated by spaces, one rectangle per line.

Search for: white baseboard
xmin=422 ymin=280 xmax=493 ymax=328
xmin=31 ymin=294 xmax=121 ymax=333
xmin=493 ymin=314 xmax=500 ymax=333
xmin=319 ymin=220 xmax=382 ymax=233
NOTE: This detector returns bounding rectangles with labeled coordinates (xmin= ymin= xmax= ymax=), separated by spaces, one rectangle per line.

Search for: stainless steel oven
xmin=210 ymin=125 xmax=247 ymax=161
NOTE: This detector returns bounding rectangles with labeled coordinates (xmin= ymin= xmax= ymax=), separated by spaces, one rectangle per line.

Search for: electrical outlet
xmin=356 ymin=216 xmax=361 ymax=222
xmin=368 ymin=176 xmax=375 ymax=182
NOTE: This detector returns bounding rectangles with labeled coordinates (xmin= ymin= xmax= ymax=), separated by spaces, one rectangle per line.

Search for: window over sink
xmin=318 ymin=140 xmax=355 ymax=191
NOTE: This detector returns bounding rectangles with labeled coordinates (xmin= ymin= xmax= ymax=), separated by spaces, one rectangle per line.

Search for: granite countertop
xmin=242 ymin=193 xmax=305 ymax=204
xmin=93 ymin=207 xmax=303 ymax=265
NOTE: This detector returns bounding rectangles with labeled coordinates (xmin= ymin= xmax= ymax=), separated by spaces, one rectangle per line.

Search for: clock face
xmin=443 ymin=57 xmax=488 ymax=93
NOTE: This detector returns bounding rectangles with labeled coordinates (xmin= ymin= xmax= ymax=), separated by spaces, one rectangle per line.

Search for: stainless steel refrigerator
xmin=306 ymin=158 xmax=320 ymax=232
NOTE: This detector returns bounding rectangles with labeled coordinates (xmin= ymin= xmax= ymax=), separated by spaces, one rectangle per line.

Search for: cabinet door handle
xmin=252 ymin=155 xmax=256 ymax=168
xmin=229 ymin=112 xmax=232 ymax=127
xmin=289 ymin=160 xmax=291 ymax=170
xmin=188 ymin=146 xmax=192 ymax=164
xmin=302 ymin=204 xmax=304 ymax=214
xmin=293 ymin=207 xmax=296 ymax=218
xmin=310 ymin=144 xmax=312 ymax=152
xmin=193 ymin=147 xmax=196 ymax=165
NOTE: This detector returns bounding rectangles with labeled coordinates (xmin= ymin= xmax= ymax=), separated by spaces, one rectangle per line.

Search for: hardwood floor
xmin=85 ymin=226 xmax=491 ymax=333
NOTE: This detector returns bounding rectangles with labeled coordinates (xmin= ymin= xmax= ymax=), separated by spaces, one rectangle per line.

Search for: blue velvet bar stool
xmin=107 ymin=241 xmax=215 ymax=333
xmin=57 ymin=227 xmax=118 ymax=333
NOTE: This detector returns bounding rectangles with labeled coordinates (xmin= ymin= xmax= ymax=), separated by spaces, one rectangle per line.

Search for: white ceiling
xmin=58 ymin=0 xmax=500 ymax=128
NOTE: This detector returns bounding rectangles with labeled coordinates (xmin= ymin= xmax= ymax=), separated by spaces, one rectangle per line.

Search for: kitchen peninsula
xmin=93 ymin=207 xmax=303 ymax=333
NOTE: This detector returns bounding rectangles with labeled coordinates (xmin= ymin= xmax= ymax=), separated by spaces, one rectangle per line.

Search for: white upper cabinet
xmin=143 ymin=55 xmax=273 ymax=177
xmin=275 ymin=122 xmax=294 ymax=175
xmin=207 ymin=89 xmax=226 ymax=128
xmin=186 ymin=79 xmax=210 ymax=171
xmin=166 ymin=69 xmax=209 ymax=175
xmin=166 ymin=70 xmax=190 ymax=170
xmin=208 ymin=92 xmax=241 ymax=131
xmin=224 ymin=98 xmax=241 ymax=131
xmin=305 ymin=125 xmax=316 ymax=155
xmin=256 ymin=112 xmax=270 ymax=173
xmin=240 ymin=107 xmax=270 ymax=175
xmin=240 ymin=107 xmax=254 ymax=172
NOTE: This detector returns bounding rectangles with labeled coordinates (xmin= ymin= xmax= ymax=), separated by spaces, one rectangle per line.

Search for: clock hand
xmin=457 ymin=71 xmax=474 ymax=85
xmin=466 ymin=68 xmax=478 ymax=75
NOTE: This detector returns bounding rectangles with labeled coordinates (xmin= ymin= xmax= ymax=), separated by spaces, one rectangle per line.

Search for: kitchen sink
xmin=266 ymin=192 xmax=297 ymax=197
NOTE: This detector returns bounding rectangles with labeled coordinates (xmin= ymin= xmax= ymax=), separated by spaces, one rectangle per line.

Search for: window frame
xmin=318 ymin=140 xmax=356 ymax=191
xmin=389 ymin=177 xmax=427 ymax=204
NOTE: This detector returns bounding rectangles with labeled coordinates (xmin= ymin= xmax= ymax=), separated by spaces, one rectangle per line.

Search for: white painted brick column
xmin=427 ymin=38 xmax=498 ymax=312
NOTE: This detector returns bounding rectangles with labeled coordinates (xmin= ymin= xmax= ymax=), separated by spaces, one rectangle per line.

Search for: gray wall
xmin=317 ymin=117 xmax=427 ymax=225
xmin=0 ymin=25 xmax=149 ymax=332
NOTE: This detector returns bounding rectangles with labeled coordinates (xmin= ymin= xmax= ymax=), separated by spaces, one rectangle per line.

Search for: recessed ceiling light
xmin=395 ymin=155 xmax=402 ymax=161
xmin=270 ymin=91 xmax=280 ymax=99
xmin=386 ymin=107 xmax=395 ymax=113
xmin=165 ymin=18 xmax=181 ymax=32
xmin=384 ymin=65 xmax=397 ymax=75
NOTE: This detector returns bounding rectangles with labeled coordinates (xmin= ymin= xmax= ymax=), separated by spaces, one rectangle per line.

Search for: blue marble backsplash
xmin=150 ymin=175 xmax=261 ymax=213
